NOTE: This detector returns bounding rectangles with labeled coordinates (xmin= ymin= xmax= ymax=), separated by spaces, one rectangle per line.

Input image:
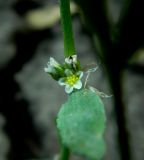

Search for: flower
xmin=44 ymin=57 xmax=62 ymax=73
xmin=44 ymin=56 xmax=83 ymax=93
xmin=44 ymin=57 xmax=65 ymax=80
xmin=58 ymin=69 xmax=83 ymax=94
xmin=65 ymin=55 xmax=81 ymax=71
xmin=65 ymin=55 xmax=77 ymax=64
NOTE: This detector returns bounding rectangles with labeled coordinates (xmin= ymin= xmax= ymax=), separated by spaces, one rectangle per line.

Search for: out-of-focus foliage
xmin=0 ymin=114 xmax=10 ymax=160
xmin=73 ymin=0 xmax=144 ymax=160
xmin=25 ymin=2 xmax=77 ymax=30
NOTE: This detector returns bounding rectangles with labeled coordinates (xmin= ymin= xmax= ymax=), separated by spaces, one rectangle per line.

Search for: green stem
xmin=59 ymin=145 xmax=70 ymax=160
xmin=59 ymin=0 xmax=76 ymax=57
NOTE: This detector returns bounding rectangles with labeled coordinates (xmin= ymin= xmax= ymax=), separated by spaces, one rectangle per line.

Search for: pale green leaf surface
xmin=57 ymin=89 xmax=106 ymax=160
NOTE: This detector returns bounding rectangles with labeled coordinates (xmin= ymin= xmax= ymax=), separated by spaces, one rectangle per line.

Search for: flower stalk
xmin=59 ymin=145 xmax=70 ymax=160
xmin=59 ymin=0 xmax=76 ymax=57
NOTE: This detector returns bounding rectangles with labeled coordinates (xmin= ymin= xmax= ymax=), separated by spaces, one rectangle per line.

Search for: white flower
xmin=58 ymin=69 xmax=83 ymax=94
xmin=65 ymin=55 xmax=77 ymax=64
xmin=44 ymin=57 xmax=62 ymax=74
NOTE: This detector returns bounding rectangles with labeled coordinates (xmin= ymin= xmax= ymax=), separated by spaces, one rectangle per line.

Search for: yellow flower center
xmin=65 ymin=74 xmax=79 ymax=86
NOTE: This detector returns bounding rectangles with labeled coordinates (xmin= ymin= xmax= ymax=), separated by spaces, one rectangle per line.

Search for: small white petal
xmin=76 ymin=71 xmax=83 ymax=79
xmin=74 ymin=80 xmax=82 ymax=89
xmin=58 ymin=78 xmax=66 ymax=86
xmin=65 ymin=85 xmax=73 ymax=94
xmin=79 ymin=72 xmax=83 ymax=79
xmin=50 ymin=57 xmax=60 ymax=67
xmin=72 ymin=55 xmax=77 ymax=62
xmin=65 ymin=69 xmax=73 ymax=76
xmin=65 ymin=55 xmax=77 ymax=64
xmin=65 ymin=58 xmax=72 ymax=64
xmin=44 ymin=66 xmax=54 ymax=73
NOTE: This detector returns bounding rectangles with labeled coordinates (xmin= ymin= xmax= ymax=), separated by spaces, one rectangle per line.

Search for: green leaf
xmin=57 ymin=89 xmax=106 ymax=160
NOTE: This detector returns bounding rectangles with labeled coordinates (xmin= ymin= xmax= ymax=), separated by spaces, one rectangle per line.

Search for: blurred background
xmin=0 ymin=0 xmax=144 ymax=160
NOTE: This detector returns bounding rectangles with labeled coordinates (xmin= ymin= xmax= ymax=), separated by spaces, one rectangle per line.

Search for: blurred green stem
xmin=59 ymin=145 xmax=70 ymax=160
xmin=59 ymin=0 xmax=76 ymax=57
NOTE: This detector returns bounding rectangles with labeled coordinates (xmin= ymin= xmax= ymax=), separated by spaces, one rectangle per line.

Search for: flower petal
xmin=65 ymin=85 xmax=73 ymax=94
xmin=65 ymin=55 xmax=77 ymax=64
xmin=65 ymin=69 xmax=73 ymax=76
xmin=76 ymin=71 xmax=83 ymax=79
xmin=58 ymin=78 xmax=66 ymax=86
xmin=50 ymin=57 xmax=60 ymax=67
xmin=72 ymin=55 xmax=77 ymax=62
xmin=65 ymin=57 xmax=72 ymax=64
xmin=44 ymin=66 xmax=54 ymax=73
xmin=73 ymin=80 xmax=82 ymax=89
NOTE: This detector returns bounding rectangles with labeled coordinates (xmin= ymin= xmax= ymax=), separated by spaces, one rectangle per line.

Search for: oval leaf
xmin=57 ymin=89 xmax=106 ymax=160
